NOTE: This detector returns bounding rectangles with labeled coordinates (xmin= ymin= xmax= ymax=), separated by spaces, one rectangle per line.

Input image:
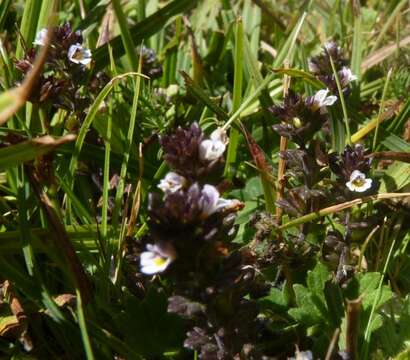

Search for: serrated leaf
xmin=307 ymin=262 xmax=330 ymax=301
xmin=259 ymin=288 xmax=288 ymax=313
xmin=289 ymin=284 xmax=323 ymax=325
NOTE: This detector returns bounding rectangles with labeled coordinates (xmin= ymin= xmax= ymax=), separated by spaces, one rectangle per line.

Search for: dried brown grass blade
xmin=361 ymin=35 xmax=410 ymax=73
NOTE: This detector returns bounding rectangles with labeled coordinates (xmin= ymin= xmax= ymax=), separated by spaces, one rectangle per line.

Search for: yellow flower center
xmin=153 ymin=257 xmax=167 ymax=267
xmin=72 ymin=49 xmax=84 ymax=60
xmin=352 ymin=177 xmax=365 ymax=187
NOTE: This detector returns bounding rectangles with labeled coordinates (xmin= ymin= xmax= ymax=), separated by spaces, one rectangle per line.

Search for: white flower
xmin=290 ymin=350 xmax=313 ymax=360
xmin=158 ymin=172 xmax=186 ymax=194
xmin=199 ymin=184 xmax=241 ymax=218
xmin=311 ymin=89 xmax=337 ymax=113
xmin=199 ymin=127 xmax=228 ymax=161
xmin=339 ymin=66 xmax=358 ymax=87
xmin=68 ymin=43 xmax=92 ymax=65
xmin=346 ymin=170 xmax=372 ymax=192
xmin=33 ymin=28 xmax=48 ymax=46
xmin=140 ymin=243 xmax=175 ymax=275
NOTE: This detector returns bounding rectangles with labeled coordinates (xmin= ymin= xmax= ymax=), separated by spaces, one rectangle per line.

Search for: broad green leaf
xmin=307 ymin=262 xmax=330 ymax=300
xmin=259 ymin=288 xmax=288 ymax=313
xmin=289 ymin=284 xmax=323 ymax=325
xmin=379 ymin=162 xmax=410 ymax=193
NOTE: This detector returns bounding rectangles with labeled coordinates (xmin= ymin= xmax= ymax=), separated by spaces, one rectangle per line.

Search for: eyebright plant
xmin=125 ymin=123 xmax=274 ymax=358
xmin=14 ymin=23 xmax=107 ymax=119
xmin=1 ymin=2 xmax=409 ymax=359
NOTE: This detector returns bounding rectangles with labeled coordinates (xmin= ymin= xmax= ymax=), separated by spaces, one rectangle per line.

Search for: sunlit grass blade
xmin=68 ymin=72 xmax=147 ymax=188
xmin=0 ymin=134 xmax=75 ymax=169
xmin=372 ymin=68 xmax=393 ymax=151
xmin=329 ymin=53 xmax=351 ymax=145
xmin=112 ymin=0 xmax=138 ymax=70
xmin=351 ymin=100 xmax=400 ymax=143
xmin=110 ymin=56 xmax=144 ymax=282
xmin=36 ymin=0 xmax=56 ymax=30
xmin=0 ymin=0 xmax=12 ymax=31
xmin=224 ymin=18 xmax=244 ymax=178
xmin=279 ymin=193 xmax=410 ymax=230
xmin=361 ymin=35 xmax=410 ymax=73
xmin=271 ymin=68 xmax=325 ymax=89
xmin=15 ymin=0 xmax=42 ymax=59
xmin=76 ymin=288 xmax=95 ymax=360
xmin=181 ymin=71 xmax=228 ymax=120
xmin=350 ymin=1 xmax=362 ymax=80
xmin=0 ymin=224 xmax=108 ymax=252
xmin=93 ymin=0 xmax=198 ymax=71
xmin=387 ymin=97 xmax=410 ymax=133
xmin=369 ymin=0 xmax=407 ymax=53
xmin=273 ymin=12 xmax=307 ymax=67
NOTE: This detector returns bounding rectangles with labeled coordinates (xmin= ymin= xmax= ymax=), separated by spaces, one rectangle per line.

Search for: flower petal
xmin=158 ymin=172 xmax=186 ymax=193
xmin=68 ymin=44 xmax=92 ymax=65
xmin=210 ymin=127 xmax=228 ymax=144
xmin=199 ymin=139 xmax=226 ymax=161
xmin=323 ymin=95 xmax=337 ymax=106
xmin=314 ymin=89 xmax=328 ymax=104
xmin=33 ymin=28 xmax=48 ymax=46
xmin=199 ymin=184 xmax=220 ymax=216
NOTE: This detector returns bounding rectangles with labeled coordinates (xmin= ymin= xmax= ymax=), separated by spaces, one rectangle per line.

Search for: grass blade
xmin=112 ymin=0 xmax=138 ymax=70
xmin=0 ymin=134 xmax=75 ymax=169
xmin=224 ymin=18 xmax=244 ymax=177
xmin=279 ymin=193 xmax=410 ymax=230
xmin=93 ymin=0 xmax=198 ymax=71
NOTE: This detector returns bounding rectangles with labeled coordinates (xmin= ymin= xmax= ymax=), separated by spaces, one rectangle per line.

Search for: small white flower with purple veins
xmin=68 ymin=43 xmax=92 ymax=65
xmin=198 ymin=127 xmax=228 ymax=161
xmin=140 ymin=243 xmax=175 ymax=275
xmin=346 ymin=170 xmax=372 ymax=192
xmin=33 ymin=28 xmax=48 ymax=46
xmin=311 ymin=89 xmax=337 ymax=113
xmin=339 ymin=66 xmax=358 ymax=87
xmin=158 ymin=172 xmax=186 ymax=194
xmin=199 ymin=184 xmax=241 ymax=218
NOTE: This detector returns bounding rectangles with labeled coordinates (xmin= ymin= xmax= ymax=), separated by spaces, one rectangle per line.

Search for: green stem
xmin=111 ymin=0 xmax=139 ymax=71
xmin=76 ymin=288 xmax=95 ymax=360
xmin=328 ymin=54 xmax=351 ymax=145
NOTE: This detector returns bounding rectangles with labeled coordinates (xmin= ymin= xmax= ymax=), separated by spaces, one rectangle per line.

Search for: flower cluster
xmin=32 ymin=24 xmax=91 ymax=66
xmin=329 ymin=144 xmax=374 ymax=194
xmin=159 ymin=123 xmax=228 ymax=179
xmin=141 ymin=124 xmax=237 ymax=274
xmin=264 ymin=42 xmax=375 ymax=279
xmin=14 ymin=23 xmax=107 ymax=117
xmin=138 ymin=46 xmax=163 ymax=79
xmin=127 ymin=123 xmax=271 ymax=358
xmin=309 ymin=41 xmax=357 ymax=94
xmin=270 ymin=89 xmax=337 ymax=147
